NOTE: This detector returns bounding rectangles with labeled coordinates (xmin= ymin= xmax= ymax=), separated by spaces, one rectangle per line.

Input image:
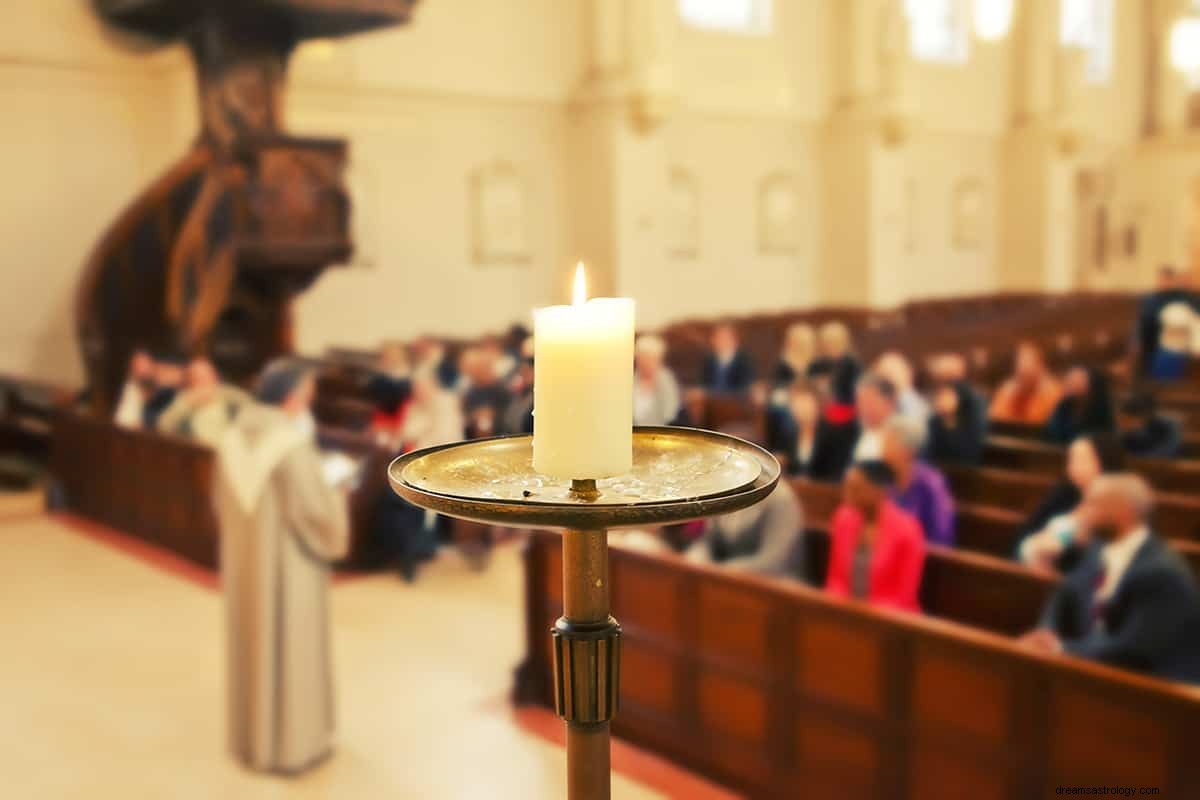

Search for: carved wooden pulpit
xmin=79 ymin=0 xmax=416 ymax=413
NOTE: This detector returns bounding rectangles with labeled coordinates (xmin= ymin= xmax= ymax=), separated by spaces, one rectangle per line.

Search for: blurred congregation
xmin=7 ymin=0 xmax=1200 ymax=798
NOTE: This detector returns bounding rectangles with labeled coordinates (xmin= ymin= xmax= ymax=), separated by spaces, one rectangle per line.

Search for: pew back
xmin=516 ymin=531 xmax=1200 ymax=799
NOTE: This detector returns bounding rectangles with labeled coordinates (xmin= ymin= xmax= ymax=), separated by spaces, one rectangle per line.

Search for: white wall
xmin=0 ymin=1 xmax=188 ymax=384
xmin=0 ymin=0 xmax=1183 ymax=384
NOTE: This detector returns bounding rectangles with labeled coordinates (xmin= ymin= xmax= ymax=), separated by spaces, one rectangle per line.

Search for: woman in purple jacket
xmin=881 ymin=415 xmax=957 ymax=546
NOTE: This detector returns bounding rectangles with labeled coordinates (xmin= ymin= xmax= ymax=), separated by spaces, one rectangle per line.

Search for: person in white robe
xmin=213 ymin=358 xmax=350 ymax=775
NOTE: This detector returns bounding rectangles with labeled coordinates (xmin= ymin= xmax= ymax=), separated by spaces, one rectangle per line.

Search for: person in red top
xmin=825 ymin=460 xmax=926 ymax=613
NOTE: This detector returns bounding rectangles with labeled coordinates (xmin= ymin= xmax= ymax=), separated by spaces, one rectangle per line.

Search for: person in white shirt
xmin=1020 ymin=474 xmax=1200 ymax=683
xmin=113 ymin=349 xmax=156 ymax=429
xmin=873 ymin=351 xmax=929 ymax=431
xmin=632 ymin=335 xmax=681 ymax=427
xmin=852 ymin=374 xmax=898 ymax=462
xmin=400 ymin=370 xmax=465 ymax=452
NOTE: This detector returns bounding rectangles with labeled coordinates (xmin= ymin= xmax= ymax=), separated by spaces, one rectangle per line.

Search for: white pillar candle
xmin=533 ymin=264 xmax=635 ymax=479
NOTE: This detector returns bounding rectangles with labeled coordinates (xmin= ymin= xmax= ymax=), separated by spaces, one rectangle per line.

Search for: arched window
xmin=903 ymin=0 xmax=970 ymax=64
xmin=677 ymin=0 xmax=772 ymax=35
xmin=1060 ymin=0 xmax=1114 ymax=84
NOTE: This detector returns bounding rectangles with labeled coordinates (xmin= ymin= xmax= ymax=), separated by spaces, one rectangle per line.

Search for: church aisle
xmin=0 ymin=516 xmax=734 ymax=800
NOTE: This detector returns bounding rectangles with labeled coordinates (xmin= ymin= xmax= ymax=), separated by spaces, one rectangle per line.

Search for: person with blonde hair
xmin=633 ymin=334 xmax=682 ymax=426
xmin=808 ymin=320 xmax=861 ymax=410
xmin=873 ymin=351 xmax=929 ymax=432
xmin=773 ymin=322 xmax=817 ymax=386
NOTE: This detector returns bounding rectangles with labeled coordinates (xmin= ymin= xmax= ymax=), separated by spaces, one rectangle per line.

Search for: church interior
xmin=4 ymin=0 xmax=1200 ymax=798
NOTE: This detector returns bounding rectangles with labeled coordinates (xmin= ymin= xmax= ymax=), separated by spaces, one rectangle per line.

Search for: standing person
xmin=701 ymin=323 xmax=756 ymax=394
xmin=1149 ymin=301 xmax=1199 ymax=381
xmin=824 ymin=461 xmax=926 ymax=613
xmin=1135 ymin=266 xmax=1196 ymax=377
xmin=213 ymin=358 xmax=350 ymax=775
xmin=632 ymin=335 xmax=682 ymax=427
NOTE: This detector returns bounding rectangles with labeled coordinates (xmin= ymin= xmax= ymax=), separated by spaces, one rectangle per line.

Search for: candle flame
xmin=572 ymin=262 xmax=587 ymax=306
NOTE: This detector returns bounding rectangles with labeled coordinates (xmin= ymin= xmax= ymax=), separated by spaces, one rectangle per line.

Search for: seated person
xmin=113 ymin=349 xmax=156 ymax=430
xmin=927 ymin=380 xmax=986 ymax=465
xmin=412 ymin=336 xmax=458 ymax=389
xmin=459 ymin=347 xmax=512 ymax=439
xmin=502 ymin=323 xmax=531 ymax=374
xmin=773 ymin=323 xmax=816 ymax=387
xmin=685 ymin=480 xmax=803 ymax=577
xmin=366 ymin=341 xmax=413 ymax=443
xmin=499 ymin=339 xmax=535 ymax=435
xmin=1044 ymin=366 xmax=1116 ymax=445
xmin=825 ymin=461 xmax=925 ymax=613
xmin=881 ymin=416 xmax=956 ymax=546
xmin=632 ymin=335 xmax=682 ymax=426
xmin=990 ymin=341 xmax=1061 ymax=424
xmin=142 ymin=353 xmax=186 ymax=429
xmin=808 ymin=321 xmax=861 ymax=409
xmin=852 ymin=374 xmax=898 ymax=462
xmin=701 ymin=323 xmax=755 ymax=394
xmin=1015 ymin=433 xmax=1125 ymax=572
xmin=873 ymin=351 xmax=929 ymax=431
xmin=157 ymin=356 xmax=252 ymax=445
xmin=1019 ymin=474 xmax=1200 ymax=683
xmin=766 ymin=380 xmax=856 ymax=481
xmin=482 ymin=337 xmax=518 ymax=385
xmin=401 ymin=370 xmax=465 ymax=452
xmin=1119 ymin=393 xmax=1182 ymax=459
xmin=1150 ymin=301 xmax=1199 ymax=381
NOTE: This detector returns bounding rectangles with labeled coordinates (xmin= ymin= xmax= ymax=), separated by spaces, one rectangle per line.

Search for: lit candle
xmin=533 ymin=264 xmax=635 ymax=479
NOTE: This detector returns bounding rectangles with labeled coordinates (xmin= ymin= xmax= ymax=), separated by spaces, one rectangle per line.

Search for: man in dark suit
xmin=700 ymin=323 xmax=755 ymax=394
xmin=1020 ymin=473 xmax=1200 ymax=683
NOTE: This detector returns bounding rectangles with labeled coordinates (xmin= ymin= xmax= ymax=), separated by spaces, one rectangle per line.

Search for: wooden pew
xmin=515 ymin=531 xmax=1200 ymax=799
xmin=52 ymin=411 xmax=220 ymax=568
xmin=989 ymin=418 xmax=1200 ymax=457
xmin=983 ymin=435 xmax=1200 ymax=495
xmin=0 ymin=373 xmax=72 ymax=464
xmin=51 ymin=412 xmax=387 ymax=569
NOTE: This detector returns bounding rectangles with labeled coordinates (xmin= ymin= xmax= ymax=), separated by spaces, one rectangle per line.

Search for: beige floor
xmin=0 ymin=516 xmax=703 ymax=799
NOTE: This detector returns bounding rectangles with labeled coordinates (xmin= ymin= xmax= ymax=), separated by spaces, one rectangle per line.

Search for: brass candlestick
xmin=389 ymin=426 xmax=781 ymax=800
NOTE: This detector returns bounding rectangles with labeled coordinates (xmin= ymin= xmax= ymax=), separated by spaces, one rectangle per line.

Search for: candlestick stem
xmin=557 ymin=523 xmax=618 ymax=800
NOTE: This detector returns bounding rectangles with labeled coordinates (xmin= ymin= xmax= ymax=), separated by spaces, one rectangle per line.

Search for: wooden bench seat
xmin=515 ymin=530 xmax=1200 ymax=798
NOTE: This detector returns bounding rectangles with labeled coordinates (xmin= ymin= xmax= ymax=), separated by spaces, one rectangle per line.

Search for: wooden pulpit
xmin=78 ymin=0 xmax=417 ymax=412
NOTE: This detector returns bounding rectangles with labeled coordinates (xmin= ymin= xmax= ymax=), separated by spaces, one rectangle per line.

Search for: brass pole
xmin=561 ymin=479 xmax=612 ymax=800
